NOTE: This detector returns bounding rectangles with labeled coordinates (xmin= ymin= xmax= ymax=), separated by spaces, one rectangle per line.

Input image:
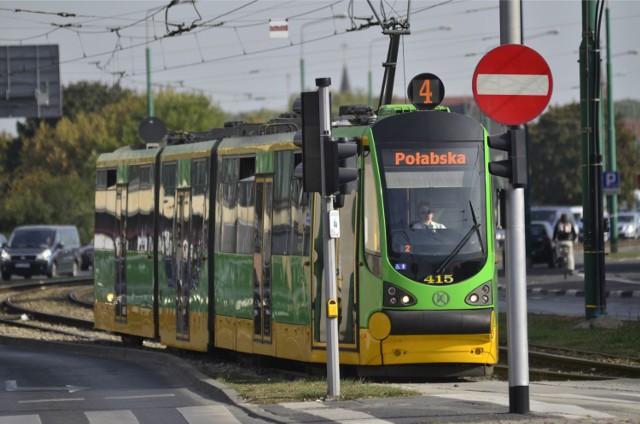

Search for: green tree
xmin=0 ymin=85 xmax=227 ymax=240
xmin=528 ymin=102 xmax=638 ymax=207
xmin=608 ymin=112 xmax=637 ymax=208
xmin=528 ymin=103 xmax=583 ymax=205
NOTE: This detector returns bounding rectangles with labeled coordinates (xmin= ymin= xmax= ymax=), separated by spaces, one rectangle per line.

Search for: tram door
xmin=175 ymin=188 xmax=192 ymax=340
xmin=253 ymin=176 xmax=273 ymax=343
xmin=114 ymin=183 xmax=128 ymax=322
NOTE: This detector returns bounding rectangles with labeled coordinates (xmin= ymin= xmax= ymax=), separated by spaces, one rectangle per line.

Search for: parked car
xmin=529 ymin=220 xmax=556 ymax=268
xmin=617 ymin=211 xmax=640 ymax=239
xmin=80 ymin=240 xmax=94 ymax=270
xmin=0 ymin=225 xmax=81 ymax=280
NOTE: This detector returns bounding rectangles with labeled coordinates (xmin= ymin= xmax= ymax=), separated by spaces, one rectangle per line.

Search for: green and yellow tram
xmin=94 ymin=99 xmax=499 ymax=377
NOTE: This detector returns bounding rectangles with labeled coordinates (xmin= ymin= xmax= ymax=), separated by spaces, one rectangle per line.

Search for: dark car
xmin=1 ymin=225 xmax=81 ymax=280
xmin=80 ymin=240 xmax=94 ymax=270
xmin=530 ymin=220 xmax=556 ymax=268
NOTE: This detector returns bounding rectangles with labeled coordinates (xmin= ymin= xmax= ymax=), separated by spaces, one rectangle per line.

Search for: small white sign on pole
xmin=269 ymin=19 xmax=289 ymax=39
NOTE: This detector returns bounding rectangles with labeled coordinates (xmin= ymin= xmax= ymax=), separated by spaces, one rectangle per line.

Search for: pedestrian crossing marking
xmin=0 ymin=415 xmax=41 ymax=424
xmin=178 ymin=405 xmax=241 ymax=424
xmin=280 ymin=402 xmax=395 ymax=423
xmin=85 ymin=410 xmax=138 ymax=424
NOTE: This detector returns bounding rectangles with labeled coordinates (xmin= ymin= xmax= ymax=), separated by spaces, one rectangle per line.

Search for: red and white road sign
xmin=472 ymin=44 xmax=552 ymax=125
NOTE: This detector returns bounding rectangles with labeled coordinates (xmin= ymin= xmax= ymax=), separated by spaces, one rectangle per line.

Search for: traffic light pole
xmin=316 ymin=77 xmax=341 ymax=399
xmin=499 ymin=0 xmax=529 ymax=414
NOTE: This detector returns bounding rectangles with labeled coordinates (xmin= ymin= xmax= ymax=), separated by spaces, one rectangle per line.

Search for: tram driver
xmin=411 ymin=202 xmax=446 ymax=230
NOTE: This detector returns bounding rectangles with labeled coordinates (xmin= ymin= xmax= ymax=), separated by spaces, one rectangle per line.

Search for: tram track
xmin=2 ymin=280 xmax=640 ymax=381
xmin=0 ymin=277 xmax=115 ymax=342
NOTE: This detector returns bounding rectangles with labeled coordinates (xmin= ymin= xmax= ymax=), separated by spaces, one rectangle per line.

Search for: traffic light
xmin=487 ymin=128 xmax=527 ymax=187
xmin=297 ymin=91 xmax=322 ymax=193
xmin=324 ymin=137 xmax=358 ymax=200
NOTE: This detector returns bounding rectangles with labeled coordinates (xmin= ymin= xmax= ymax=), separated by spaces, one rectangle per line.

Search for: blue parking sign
xmin=603 ymin=171 xmax=620 ymax=194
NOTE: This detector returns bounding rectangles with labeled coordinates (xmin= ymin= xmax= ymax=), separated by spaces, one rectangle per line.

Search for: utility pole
xmin=605 ymin=3 xmax=619 ymax=253
xmin=146 ymin=46 xmax=154 ymax=117
xmin=145 ymin=14 xmax=154 ymax=118
xmin=580 ymin=0 xmax=607 ymax=319
xmin=499 ymin=0 xmax=529 ymax=415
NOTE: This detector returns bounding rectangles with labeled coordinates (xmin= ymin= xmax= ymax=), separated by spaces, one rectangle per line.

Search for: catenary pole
xmin=605 ymin=3 xmax=619 ymax=253
xmin=580 ymin=0 xmax=607 ymax=319
xmin=499 ymin=0 xmax=529 ymax=414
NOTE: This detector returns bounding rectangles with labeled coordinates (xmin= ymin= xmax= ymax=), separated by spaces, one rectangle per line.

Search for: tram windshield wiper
xmin=434 ymin=202 xmax=482 ymax=275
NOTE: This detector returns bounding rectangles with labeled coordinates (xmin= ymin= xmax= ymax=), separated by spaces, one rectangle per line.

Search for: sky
xmin=1 ymin=0 xmax=639 ymax=135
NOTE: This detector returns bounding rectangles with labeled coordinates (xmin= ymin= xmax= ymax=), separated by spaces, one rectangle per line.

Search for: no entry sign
xmin=472 ymin=44 xmax=552 ymax=125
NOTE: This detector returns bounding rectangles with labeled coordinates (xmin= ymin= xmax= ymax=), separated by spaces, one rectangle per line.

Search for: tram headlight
xmin=465 ymin=282 xmax=493 ymax=306
xmin=383 ymin=282 xmax=416 ymax=307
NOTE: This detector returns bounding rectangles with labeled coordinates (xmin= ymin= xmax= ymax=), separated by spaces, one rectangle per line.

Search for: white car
xmin=616 ymin=212 xmax=640 ymax=239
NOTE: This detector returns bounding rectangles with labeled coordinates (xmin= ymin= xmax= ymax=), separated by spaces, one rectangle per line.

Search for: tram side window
xmin=219 ymin=158 xmax=239 ymax=253
xmin=237 ymin=175 xmax=255 ymax=254
xmin=140 ymin=165 xmax=152 ymax=190
xmin=363 ymin=155 xmax=381 ymax=276
xmin=128 ymin=165 xmax=140 ymax=192
xmin=272 ymin=151 xmax=293 ymax=255
xmin=96 ymin=169 xmax=116 ymax=190
xmin=237 ymin=157 xmax=255 ymax=254
xmin=162 ymin=163 xmax=177 ymax=197
xmin=192 ymin=159 xmax=207 ymax=195
xmin=96 ymin=170 xmax=107 ymax=190
xmin=290 ymin=153 xmax=310 ymax=256
xmin=290 ymin=178 xmax=311 ymax=257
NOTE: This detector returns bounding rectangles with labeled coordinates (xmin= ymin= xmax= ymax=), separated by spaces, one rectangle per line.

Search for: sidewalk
xmin=498 ymin=253 xmax=640 ymax=298
xmin=256 ymin=379 xmax=640 ymax=423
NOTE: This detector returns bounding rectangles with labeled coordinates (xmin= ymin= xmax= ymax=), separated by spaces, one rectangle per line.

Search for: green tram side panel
xmin=157 ymin=141 xmax=218 ymax=315
xmin=123 ymin=251 xmax=154 ymax=307
xmin=214 ymin=253 xmax=254 ymax=319
xmin=95 ymin=146 xmax=161 ymax=306
xmin=212 ymin=132 xmax=300 ymax=322
xmin=271 ymin=256 xmax=311 ymax=325
xmin=366 ymin=110 xmax=497 ymax=312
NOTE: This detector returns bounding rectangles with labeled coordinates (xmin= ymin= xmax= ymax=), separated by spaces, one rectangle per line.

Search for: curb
xmin=0 ymin=335 xmax=286 ymax=423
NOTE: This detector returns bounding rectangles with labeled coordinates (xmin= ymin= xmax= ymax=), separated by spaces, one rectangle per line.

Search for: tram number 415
xmin=423 ymin=274 xmax=454 ymax=285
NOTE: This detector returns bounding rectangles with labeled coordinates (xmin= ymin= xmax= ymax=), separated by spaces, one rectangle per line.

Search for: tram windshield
xmin=377 ymin=141 xmax=488 ymax=284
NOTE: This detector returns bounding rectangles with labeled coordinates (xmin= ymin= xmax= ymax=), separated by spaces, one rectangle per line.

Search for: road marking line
xmin=85 ymin=410 xmax=138 ymax=424
xmin=18 ymin=398 xmax=85 ymax=404
xmin=105 ymin=393 xmax=176 ymax=400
